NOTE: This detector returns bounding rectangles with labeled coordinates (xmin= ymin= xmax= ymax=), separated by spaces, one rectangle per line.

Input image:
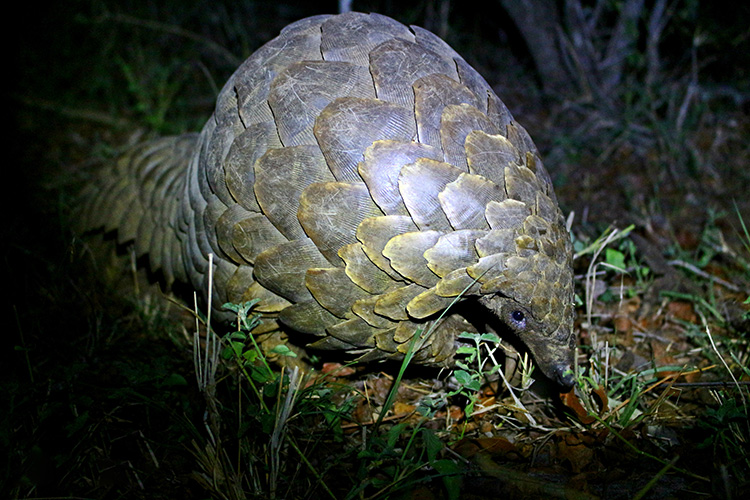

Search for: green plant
xmin=348 ymin=422 xmax=462 ymax=500
xmin=451 ymin=334 xmax=495 ymax=412
xmin=696 ymin=391 xmax=750 ymax=485
xmin=222 ymin=299 xmax=297 ymax=392
xmin=352 ymin=321 xmax=467 ymax=499
xmin=118 ymin=54 xmax=191 ymax=133
xmin=195 ymin=299 xmax=471 ymax=499
xmin=451 ymin=332 xmax=534 ymax=419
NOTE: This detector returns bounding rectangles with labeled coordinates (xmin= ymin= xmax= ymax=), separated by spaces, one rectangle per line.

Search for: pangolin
xmin=83 ymin=12 xmax=577 ymax=387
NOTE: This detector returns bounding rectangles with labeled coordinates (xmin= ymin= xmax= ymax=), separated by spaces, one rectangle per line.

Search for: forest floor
xmin=4 ymin=2 xmax=749 ymax=499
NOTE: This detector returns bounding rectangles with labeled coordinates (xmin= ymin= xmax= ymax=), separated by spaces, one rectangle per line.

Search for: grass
xmin=175 ymin=207 xmax=748 ymax=499
xmin=568 ymin=211 xmax=749 ymax=494
xmin=6 ymin=0 xmax=750 ymax=498
xmin=184 ymin=297 xmax=449 ymax=499
xmin=182 ymin=265 xmax=487 ymax=499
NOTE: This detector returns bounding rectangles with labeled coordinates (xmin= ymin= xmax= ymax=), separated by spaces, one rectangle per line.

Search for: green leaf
xmin=454 ymin=360 xmax=470 ymax=370
xmin=162 ymin=373 xmax=188 ymax=387
xmin=453 ymin=370 xmax=480 ymax=391
xmin=421 ymin=428 xmax=442 ymax=463
xmin=605 ymin=248 xmax=627 ymax=271
xmin=479 ymin=333 xmax=502 ymax=343
xmin=221 ymin=346 xmax=235 ymax=360
xmin=433 ymin=459 xmax=463 ymax=500
xmin=250 ymin=366 xmax=274 ymax=384
xmin=457 ymin=331 xmax=480 ymax=341
xmin=260 ymin=412 xmax=275 ymax=434
xmin=270 ymin=344 xmax=298 ymax=357
xmin=222 ymin=302 xmax=243 ymax=313
xmin=386 ymin=422 xmax=408 ymax=449
xmin=263 ymin=379 xmax=280 ymax=397
xmin=65 ymin=410 xmax=90 ymax=437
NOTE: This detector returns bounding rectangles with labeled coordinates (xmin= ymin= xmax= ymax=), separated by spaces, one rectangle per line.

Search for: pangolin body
xmin=84 ymin=12 xmax=577 ymax=387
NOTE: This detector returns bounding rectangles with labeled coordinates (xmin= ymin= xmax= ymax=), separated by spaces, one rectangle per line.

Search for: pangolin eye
xmin=510 ymin=310 xmax=526 ymax=328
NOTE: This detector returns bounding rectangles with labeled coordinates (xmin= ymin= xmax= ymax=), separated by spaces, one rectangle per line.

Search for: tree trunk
xmin=499 ymin=0 xmax=568 ymax=94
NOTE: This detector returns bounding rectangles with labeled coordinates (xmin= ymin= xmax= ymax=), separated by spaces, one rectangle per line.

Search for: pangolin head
xmin=478 ymin=240 xmax=577 ymax=389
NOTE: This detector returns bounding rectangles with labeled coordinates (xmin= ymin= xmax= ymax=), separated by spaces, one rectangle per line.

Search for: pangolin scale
xmin=82 ymin=12 xmax=577 ymax=387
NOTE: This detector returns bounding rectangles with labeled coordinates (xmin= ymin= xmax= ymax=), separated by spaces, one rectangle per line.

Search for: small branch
xmin=338 ymin=0 xmax=353 ymax=14
xmin=670 ymin=381 xmax=750 ymax=387
xmin=14 ymin=95 xmax=131 ymax=128
xmin=100 ymin=11 xmax=242 ymax=67
xmin=667 ymin=259 xmax=743 ymax=292
xmin=601 ymin=0 xmax=645 ymax=92
xmin=645 ymin=0 xmax=670 ymax=89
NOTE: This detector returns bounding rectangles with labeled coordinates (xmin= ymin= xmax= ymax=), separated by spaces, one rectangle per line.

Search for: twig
xmin=667 ymin=259 xmax=742 ymax=292
xmin=100 ymin=11 xmax=241 ymax=67
xmin=671 ymin=381 xmax=750 ymax=388
xmin=14 ymin=94 xmax=131 ymax=128
xmin=645 ymin=0 xmax=670 ymax=89
xmin=601 ymin=0 xmax=645 ymax=91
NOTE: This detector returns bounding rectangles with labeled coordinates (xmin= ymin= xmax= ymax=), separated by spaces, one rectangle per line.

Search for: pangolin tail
xmin=80 ymin=133 xmax=198 ymax=287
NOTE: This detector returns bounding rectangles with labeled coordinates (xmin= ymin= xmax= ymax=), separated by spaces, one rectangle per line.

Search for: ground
xmin=4 ymin=1 xmax=749 ymax=499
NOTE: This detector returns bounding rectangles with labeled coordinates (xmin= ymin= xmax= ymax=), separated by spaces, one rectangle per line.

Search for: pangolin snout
xmin=551 ymin=363 xmax=575 ymax=390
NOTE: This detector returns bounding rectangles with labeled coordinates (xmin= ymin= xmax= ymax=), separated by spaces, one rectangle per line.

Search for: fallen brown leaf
xmin=560 ymin=390 xmax=596 ymax=425
xmin=667 ymin=300 xmax=697 ymax=323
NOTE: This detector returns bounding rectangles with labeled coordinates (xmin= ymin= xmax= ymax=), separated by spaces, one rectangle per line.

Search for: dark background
xmin=4 ymin=1 xmax=749 ymax=498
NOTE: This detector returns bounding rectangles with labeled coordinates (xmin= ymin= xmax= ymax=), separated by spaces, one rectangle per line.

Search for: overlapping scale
xmin=234 ymin=29 xmax=323 ymax=126
xmin=465 ymin=130 xmax=520 ymax=186
xmin=506 ymin=122 xmax=538 ymax=158
xmin=351 ymin=295 xmax=399 ymax=328
xmin=435 ymin=268 xmax=481 ymax=297
xmin=505 ymin=163 xmax=540 ymax=207
xmin=320 ymin=12 xmax=413 ymax=66
xmin=439 ymin=173 xmax=505 ymax=230
xmin=374 ymin=283 xmax=427 ymax=321
xmin=370 ymin=38 xmax=458 ymax=109
xmin=278 ymin=300 xmax=340 ymax=335
xmin=202 ymin=197 xmax=228 ymax=258
xmin=254 ymin=145 xmax=334 ymax=240
xmin=223 ymin=122 xmax=281 ymax=213
xmin=268 ymin=61 xmax=375 ymax=146
xmin=410 ymin=25 xmax=462 ymax=65
xmin=253 ymin=239 xmax=328 ymax=303
xmin=215 ymin=204 xmax=254 ymax=264
xmin=399 ymin=159 xmax=462 ymax=231
xmin=225 ymin=265 xmax=256 ymax=304
xmin=357 ymin=215 xmax=418 ymax=280
xmin=339 ymin=242 xmax=400 ymax=294
xmin=424 ymin=230 xmax=484 ymax=277
xmin=359 ymin=140 xmax=441 ymax=216
xmin=440 ymin=104 xmax=498 ymax=169
xmin=413 ymin=73 xmax=480 ymax=151
xmin=305 ymin=267 xmax=370 ymax=319
xmin=231 ymin=214 xmax=287 ymax=264
xmin=314 ymin=97 xmax=417 ymax=182
xmin=475 ymin=229 xmax=517 ymax=257
xmin=406 ymin=288 xmax=456 ymax=319
xmin=326 ymin=317 xmax=382 ymax=348
xmin=485 ymin=199 xmax=530 ymax=230
xmin=383 ymin=231 xmax=442 ymax=286
xmin=298 ymin=182 xmax=383 ymax=266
